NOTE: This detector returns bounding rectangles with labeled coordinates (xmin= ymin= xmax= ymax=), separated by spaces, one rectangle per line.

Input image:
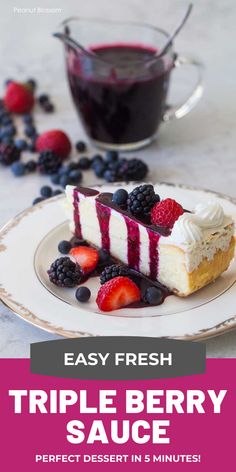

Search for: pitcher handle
xmin=163 ymin=54 xmax=204 ymax=122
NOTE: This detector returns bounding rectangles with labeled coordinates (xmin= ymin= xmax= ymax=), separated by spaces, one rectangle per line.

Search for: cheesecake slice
xmin=65 ymin=185 xmax=235 ymax=296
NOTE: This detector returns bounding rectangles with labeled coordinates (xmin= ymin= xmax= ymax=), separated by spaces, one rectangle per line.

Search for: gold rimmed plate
xmin=0 ymin=182 xmax=236 ymax=340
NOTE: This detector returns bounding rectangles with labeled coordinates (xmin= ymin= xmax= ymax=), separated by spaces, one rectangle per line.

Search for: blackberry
xmin=127 ymin=184 xmax=160 ymax=216
xmin=48 ymin=256 xmax=82 ymax=287
xmin=37 ymin=150 xmax=62 ymax=175
xmin=119 ymin=158 xmax=148 ymax=181
xmin=0 ymin=143 xmax=21 ymax=166
xmin=100 ymin=264 xmax=129 ymax=284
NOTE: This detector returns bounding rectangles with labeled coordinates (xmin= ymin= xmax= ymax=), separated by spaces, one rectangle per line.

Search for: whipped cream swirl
xmin=170 ymin=201 xmax=226 ymax=244
xmin=194 ymin=200 xmax=224 ymax=227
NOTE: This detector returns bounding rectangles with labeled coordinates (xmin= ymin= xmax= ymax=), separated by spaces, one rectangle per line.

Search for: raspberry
xmin=36 ymin=130 xmax=71 ymax=160
xmin=151 ymin=198 xmax=184 ymax=228
xmin=4 ymin=81 xmax=34 ymax=114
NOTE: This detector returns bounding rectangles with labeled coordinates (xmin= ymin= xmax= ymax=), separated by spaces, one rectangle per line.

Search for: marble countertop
xmin=0 ymin=0 xmax=236 ymax=357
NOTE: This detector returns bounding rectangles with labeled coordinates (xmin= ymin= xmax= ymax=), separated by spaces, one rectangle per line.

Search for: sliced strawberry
xmin=96 ymin=276 xmax=141 ymax=312
xmin=70 ymin=246 xmax=99 ymax=274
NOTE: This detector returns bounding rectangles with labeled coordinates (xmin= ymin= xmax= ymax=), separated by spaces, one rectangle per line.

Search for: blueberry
xmin=98 ymin=249 xmax=111 ymax=265
xmin=58 ymin=240 xmax=72 ymax=254
xmin=75 ymin=286 xmax=91 ymax=302
xmin=1 ymin=115 xmax=12 ymax=126
xmin=24 ymin=125 xmax=37 ymax=138
xmin=52 ymin=189 xmax=63 ymax=196
xmin=76 ymin=140 xmax=86 ymax=152
xmin=51 ymin=173 xmax=60 ymax=185
xmin=40 ymin=185 xmax=52 ymax=198
xmin=27 ymin=142 xmax=36 ymax=152
xmin=23 ymin=114 xmax=33 ymax=124
xmin=94 ymin=162 xmax=107 ymax=178
xmin=33 ymin=197 xmax=44 ymax=205
xmin=14 ymin=139 xmax=27 ymax=151
xmin=58 ymin=165 xmax=69 ymax=176
xmin=27 ymin=78 xmax=37 ymax=91
xmin=25 ymin=160 xmax=37 ymax=172
xmin=107 ymin=161 xmax=120 ymax=171
xmin=112 ymin=189 xmax=128 ymax=205
xmin=144 ymin=287 xmax=163 ymax=305
xmin=0 ymin=110 xmax=7 ymax=119
xmin=68 ymin=162 xmax=80 ymax=171
xmin=38 ymin=94 xmax=49 ymax=104
xmin=3 ymin=125 xmax=16 ymax=137
xmin=59 ymin=174 xmax=71 ymax=188
xmin=105 ymin=150 xmax=119 ymax=163
xmin=78 ymin=157 xmax=90 ymax=170
xmin=103 ymin=169 xmax=117 ymax=182
xmin=1 ymin=137 xmax=14 ymax=145
xmin=68 ymin=169 xmax=82 ymax=183
xmin=44 ymin=102 xmax=54 ymax=113
xmin=92 ymin=154 xmax=103 ymax=166
xmin=11 ymin=162 xmax=25 ymax=177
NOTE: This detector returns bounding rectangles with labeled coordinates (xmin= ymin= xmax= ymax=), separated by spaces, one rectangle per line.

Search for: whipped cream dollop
xmin=170 ymin=201 xmax=227 ymax=245
xmin=194 ymin=200 xmax=224 ymax=227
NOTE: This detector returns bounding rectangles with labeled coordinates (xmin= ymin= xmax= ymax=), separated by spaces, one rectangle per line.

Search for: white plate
xmin=0 ymin=182 xmax=236 ymax=340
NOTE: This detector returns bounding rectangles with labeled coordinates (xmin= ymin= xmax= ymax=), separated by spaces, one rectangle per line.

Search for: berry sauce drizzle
xmin=124 ymin=216 xmax=140 ymax=271
xmin=73 ymin=188 xmax=171 ymax=281
xmin=147 ymin=229 xmax=160 ymax=280
xmin=73 ymin=188 xmax=82 ymax=238
xmin=95 ymin=201 xmax=111 ymax=253
xmin=96 ymin=191 xmax=170 ymax=279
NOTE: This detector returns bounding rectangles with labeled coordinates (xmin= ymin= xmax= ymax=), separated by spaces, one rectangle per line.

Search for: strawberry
xmin=4 ymin=81 xmax=34 ymax=114
xmin=151 ymin=198 xmax=184 ymax=228
xmin=96 ymin=276 xmax=141 ymax=312
xmin=36 ymin=130 xmax=71 ymax=160
xmin=70 ymin=246 xmax=99 ymax=274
